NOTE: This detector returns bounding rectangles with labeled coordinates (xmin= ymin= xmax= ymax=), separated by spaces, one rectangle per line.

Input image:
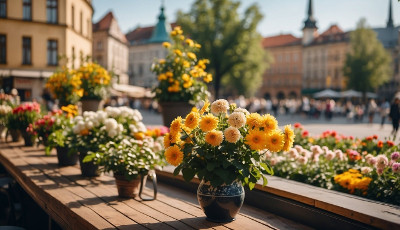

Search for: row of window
xmin=274 ymin=53 xmax=299 ymax=63
xmin=304 ymin=68 xmax=342 ymax=79
xmin=0 ymin=0 xmax=58 ymax=23
xmin=268 ymin=65 xmax=300 ymax=74
xmin=0 ymin=35 xmax=58 ymax=66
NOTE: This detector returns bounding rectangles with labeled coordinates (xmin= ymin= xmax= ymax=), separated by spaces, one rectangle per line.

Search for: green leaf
xmin=182 ymin=168 xmax=196 ymax=182
xmin=222 ymin=160 xmax=231 ymax=169
xmin=206 ymin=162 xmax=217 ymax=171
xmin=82 ymin=154 xmax=95 ymax=163
xmin=261 ymin=174 xmax=268 ymax=186
xmin=260 ymin=162 xmax=274 ymax=175
xmin=248 ymin=182 xmax=256 ymax=190
xmin=173 ymin=165 xmax=182 ymax=176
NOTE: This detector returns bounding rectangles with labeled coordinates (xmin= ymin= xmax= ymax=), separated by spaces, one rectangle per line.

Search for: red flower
xmin=302 ymin=130 xmax=309 ymax=137
xmin=348 ymin=150 xmax=361 ymax=161
xmin=372 ymin=135 xmax=378 ymax=140
xmin=387 ymin=140 xmax=395 ymax=147
xmin=377 ymin=141 xmax=383 ymax=148
xmin=366 ymin=136 xmax=373 ymax=141
xmin=331 ymin=131 xmax=337 ymax=137
xmin=294 ymin=123 xmax=302 ymax=129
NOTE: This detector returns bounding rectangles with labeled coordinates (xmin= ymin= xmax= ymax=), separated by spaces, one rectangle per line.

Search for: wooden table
xmin=0 ymin=142 xmax=312 ymax=230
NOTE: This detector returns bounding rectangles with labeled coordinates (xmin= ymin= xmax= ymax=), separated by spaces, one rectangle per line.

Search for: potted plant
xmin=76 ymin=62 xmax=112 ymax=112
xmin=84 ymin=137 xmax=164 ymax=198
xmin=68 ymin=106 xmax=147 ymax=177
xmin=46 ymin=67 xmax=83 ymax=107
xmin=151 ymin=26 xmax=211 ymax=126
xmin=46 ymin=105 xmax=79 ymax=165
xmin=6 ymin=102 xmax=41 ymax=146
xmin=0 ymin=104 xmax=12 ymax=140
xmin=164 ymin=99 xmax=295 ymax=222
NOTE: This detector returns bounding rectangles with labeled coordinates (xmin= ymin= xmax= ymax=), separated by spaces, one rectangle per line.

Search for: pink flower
xmin=376 ymin=167 xmax=384 ymax=176
xmin=391 ymin=152 xmax=400 ymax=161
xmin=392 ymin=163 xmax=400 ymax=173
xmin=376 ymin=155 xmax=389 ymax=169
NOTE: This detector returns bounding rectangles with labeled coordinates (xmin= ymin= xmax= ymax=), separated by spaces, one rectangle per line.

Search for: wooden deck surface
xmin=0 ymin=142 xmax=313 ymax=230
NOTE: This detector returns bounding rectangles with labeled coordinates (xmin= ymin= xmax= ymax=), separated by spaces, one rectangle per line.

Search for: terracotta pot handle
xmin=139 ymin=170 xmax=157 ymax=201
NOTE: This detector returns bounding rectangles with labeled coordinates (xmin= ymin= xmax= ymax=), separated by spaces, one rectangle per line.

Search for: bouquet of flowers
xmin=0 ymin=93 xmax=19 ymax=107
xmin=6 ymin=102 xmax=41 ymax=131
xmin=151 ymin=26 xmax=211 ymax=104
xmin=76 ymin=62 xmax=112 ymax=100
xmin=46 ymin=67 xmax=83 ymax=106
xmin=164 ymin=99 xmax=295 ymax=189
xmin=0 ymin=104 xmax=12 ymax=126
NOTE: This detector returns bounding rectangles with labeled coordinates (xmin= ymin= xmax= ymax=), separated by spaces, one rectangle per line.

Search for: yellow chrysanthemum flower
xmin=283 ymin=125 xmax=295 ymax=152
xmin=199 ymin=114 xmax=219 ymax=132
xmin=261 ymin=114 xmax=278 ymax=133
xmin=165 ymin=145 xmax=184 ymax=166
xmin=170 ymin=116 xmax=182 ymax=135
xmin=245 ymin=130 xmax=267 ymax=150
xmin=162 ymin=42 xmax=171 ymax=48
xmin=187 ymin=52 xmax=196 ymax=60
xmin=163 ymin=133 xmax=171 ymax=148
xmin=174 ymin=49 xmax=182 ymax=56
xmin=182 ymin=73 xmax=190 ymax=82
xmin=203 ymin=74 xmax=212 ymax=83
xmin=205 ymin=130 xmax=224 ymax=147
xmin=185 ymin=111 xmax=200 ymax=130
xmin=246 ymin=113 xmax=262 ymax=129
xmin=199 ymin=100 xmax=210 ymax=115
xmin=266 ymin=130 xmax=285 ymax=152
xmin=185 ymin=38 xmax=194 ymax=47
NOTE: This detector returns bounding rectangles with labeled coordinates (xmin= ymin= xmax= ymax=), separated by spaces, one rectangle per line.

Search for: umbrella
xmin=340 ymin=90 xmax=362 ymax=98
xmin=112 ymin=83 xmax=146 ymax=98
xmin=314 ymin=89 xmax=341 ymax=98
xmin=366 ymin=92 xmax=377 ymax=98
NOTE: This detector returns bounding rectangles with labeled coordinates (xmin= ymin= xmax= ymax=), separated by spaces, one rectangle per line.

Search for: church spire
xmin=148 ymin=2 xmax=171 ymax=43
xmin=387 ymin=0 xmax=394 ymax=28
xmin=303 ymin=0 xmax=317 ymax=29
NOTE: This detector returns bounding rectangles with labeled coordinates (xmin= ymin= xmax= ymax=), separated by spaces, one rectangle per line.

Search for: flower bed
xmin=267 ymin=123 xmax=400 ymax=206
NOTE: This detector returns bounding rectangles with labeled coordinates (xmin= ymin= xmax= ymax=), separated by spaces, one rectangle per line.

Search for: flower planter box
xmin=157 ymin=166 xmax=400 ymax=230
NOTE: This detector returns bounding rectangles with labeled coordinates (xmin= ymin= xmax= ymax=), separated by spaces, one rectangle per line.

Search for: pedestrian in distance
xmin=379 ymin=99 xmax=390 ymax=129
xmin=389 ymin=96 xmax=400 ymax=139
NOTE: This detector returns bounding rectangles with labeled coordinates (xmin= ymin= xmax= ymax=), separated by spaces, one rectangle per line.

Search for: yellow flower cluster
xmin=78 ymin=63 xmax=111 ymax=99
xmin=164 ymin=99 xmax=295 ymax=166
xmin=152 ymin=27 xmax=211 ymax=102
xmin=61 ymin=104 xmax=78 ymax=118
xmin=46 ymin=67 xmax=83 ymax=105
xmin=334 ymin=169 xmax=372 ymax=194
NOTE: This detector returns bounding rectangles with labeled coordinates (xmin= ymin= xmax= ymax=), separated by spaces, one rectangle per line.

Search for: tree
xmin=176 ymin=0 xmax=270 ymax=98
xmin=343 ymin=19 xmax=392 ymax=100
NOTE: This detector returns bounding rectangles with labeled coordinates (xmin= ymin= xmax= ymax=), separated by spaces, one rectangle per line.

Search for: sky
xmin=92 ymin=0 xmax=399 ymax=37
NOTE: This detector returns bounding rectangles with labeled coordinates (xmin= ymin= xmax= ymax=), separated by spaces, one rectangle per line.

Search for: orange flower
xmin=377 ymin=141 xmax=383 ymax=148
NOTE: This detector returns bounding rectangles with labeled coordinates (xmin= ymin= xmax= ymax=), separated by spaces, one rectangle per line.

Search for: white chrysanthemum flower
xmin=85 ymin=121 xmax=94 ymax=129
xmin=210 ymin=99 xmax=229 ymax=115
xmin=107 ymin=129 xmax=118 ymax=138
xmin=137 ymin=122 xmax=147 ymax=132
xmin=234 ymin=107 xmax=250 ymax=115
xmin=361 ymin=167 xmax=373 ymax=174
xmin=132 ymin=109 xmax=143 ymax=121
xmin=376 ymin=154 xmax=389 ymax=169
xmin=224 ymin=127 xmax=241 ymax=143
xmin=335 ymin=150 xmax=344 ymax=160
xmin=325 ymin=151 xmax=335 ymax=161
xmin=228 ymin=112 xmax=246 ymax=128
xmin=104 ymin=118 xmax=118 ymax=131
xmin=129 ymin=124 xmax=138 ymax=133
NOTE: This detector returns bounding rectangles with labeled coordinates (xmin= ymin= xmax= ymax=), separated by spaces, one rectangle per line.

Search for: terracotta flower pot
xmin=80 ymin=99 xmax=102 ymax=113
xmin=159 ymin=101 xmax=193 ymax=126
xmin=114 ymin=175 xmax=141 ymax=198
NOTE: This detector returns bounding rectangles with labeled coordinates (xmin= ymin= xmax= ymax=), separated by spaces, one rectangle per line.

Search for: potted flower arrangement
xmin=6 ymin=102 xmax=41 ymax=146
xmin=151 ymin=26 xmax=212 ymax=126
xmin=164 ymin=99 xmax=295 ymax=222
xmin=44 ymin=105 xmax=79 ymax=165
xmin=0 ymin=104 xmax=12 ymax=140
xmin=46 ymin=67 xmax=83 ymax=107
xmin=84 ymin=137 xmax=164 ymax=198
xmin=76 ymin=62 xmax=112 ymax=112
xmin=68 ymin=106 xmax=147 ymax=177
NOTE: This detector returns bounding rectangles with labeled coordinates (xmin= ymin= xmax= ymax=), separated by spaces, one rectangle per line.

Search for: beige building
xmin=126 ymin=5 xmax=171 ymax=88
xmin=0 ymin=0 xmax=92 ymax=101
xmin=92 ymin=11 xmax=129 ymax=85
xmin=260 ymin=34 xmax=302 ymax=99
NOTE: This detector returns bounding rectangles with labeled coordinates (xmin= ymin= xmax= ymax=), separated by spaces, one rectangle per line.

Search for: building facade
xmin=92 ymin=11 xmax=129 ymax=85
xmin=260 ymin=35 xmax=302 ymax=99
xmin=126 ymin=5 xmax=171 ymax=88
xmin=0 ymin=0 xmax=93 ymax=101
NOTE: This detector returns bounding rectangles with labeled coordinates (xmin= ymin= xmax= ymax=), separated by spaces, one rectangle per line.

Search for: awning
xmin=112 ymin=83 xmax=153 ymax=98
xmin=314 ymin=89 xmax=341 ymax=98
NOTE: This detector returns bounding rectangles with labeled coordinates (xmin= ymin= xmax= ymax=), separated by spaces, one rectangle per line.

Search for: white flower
xmin=297 ymin=156 xmax=308 ymax=164
xmin=228 ymin=112 xmax=246 ymax=128
xmin=85 ymin=121 xmax=94 ymax=129
xmin=326 ymin=151 xmax=335 ymax=161
xmin=224 ymin=127 xmax=241 ymax=143
xmin=210 ymin=99 xmax=229 ymax=115
xmin=322 ymin=146 xmax=329 ymax=154
xmin=107 ymin=129 xmax=118 ymax=138
xmin=310 ymin=145 xmax=323 ymax=155
xmin=335 ymin=150 xmax=344 ymax=161
xmin=132 ymin=109 xmax=143 ymax=121
xmin=294 ymin=145 xmax=303 ymax=153
xmin=234 ymin=107 xmax=249 ymax=115
xmin=104 ymin=118 xmax=118 ymax=131
xmin=361 ymin=167 xmax=373 ymax=174
xmin=129 ymin=124 xmax=138 ymax=133
xmin=376 ymin=154 xmax=389 ymax=169
xmin=137 ymin=122 xmax=147 ymax=132
xmin=288 ymin=148 xmax=299 ymax=159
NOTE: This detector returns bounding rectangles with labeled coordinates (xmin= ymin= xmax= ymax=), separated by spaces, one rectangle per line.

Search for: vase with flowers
xmin=68 ymin=106 xmax=148 ymax=177
xmin=76 ymin=62 xmax=112 ymax=112
xmin=151 ymin=26 xmax=211 ymax=126
xmin=164 ymin=99 xmax=295 ymax=222
xmin=84 ymin=137 xmax=164 ymax=198
xmin=6 ymin=102 xmax=41 ymax=146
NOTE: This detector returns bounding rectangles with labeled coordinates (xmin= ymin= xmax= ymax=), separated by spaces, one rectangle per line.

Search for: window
xmin=80 ymin=11 xmax=83 ymax=34
xmin=71 ymin=46 xmax=75 ymax=61
xmin=23 ymin=0 xmax=31 ymax=20
xmin=71 ymin=5 xmax=74 ymax=29
xmin=97 ymin=41 xmax=102 ymax=50
xmin=0 ymin=0 xmax=5 ymax=18
xmin=22 ymin=37 xmax=31 ymax=65
xmin=47 ymin=0 xmax=58 ymax=24
xmin=47 ymin=40 xmax=57 ymax=65
xmin=0 ymin=34 xmax=5 ymax=64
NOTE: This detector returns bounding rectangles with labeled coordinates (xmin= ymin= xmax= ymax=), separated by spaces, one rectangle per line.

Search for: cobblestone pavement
xmin=140 ymin=109 xmax=398 ymax=142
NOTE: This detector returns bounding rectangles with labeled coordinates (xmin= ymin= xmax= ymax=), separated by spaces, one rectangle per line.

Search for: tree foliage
xmin=176 ymin=0 xmax=270 ymax=98
xmin=343 ymin=19 xmax=392 ymax=97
